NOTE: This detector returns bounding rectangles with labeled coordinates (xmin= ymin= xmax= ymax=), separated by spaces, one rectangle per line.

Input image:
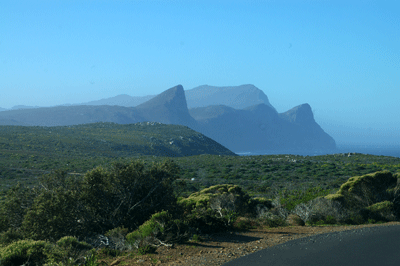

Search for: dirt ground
xmin=98 ymin=222 xmax=400 ymax=266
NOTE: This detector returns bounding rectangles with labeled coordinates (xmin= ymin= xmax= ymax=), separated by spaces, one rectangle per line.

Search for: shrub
xmin=178 ymin=184 xmax=250 ymax=215
xmin=126 ymin=211 xmax=190 ymax=254
xmin=185 ymin=206 xmax=231 ymax=233
xmin=0 ymin=239 xmax=53 ymax=266
xmin=178 ymin=184 xmax=261 ymax=233
xmin=79 ymin=159 xmax=180 ymax=234
xmin=190 ymin=234 xmax=202 ymax=242
xmin=233 ymin=217 xmax=255 ymax=231
xmin=306 ymin=197 xmax=348 ymax=224
xmin=248 ymin=197 xmax=273 ymax=213
xmin=104 ymin=226 xmax=129 ymax=251
xmin=325 ymin=171 xmax=397 ymax=209
xmin=3 ymin=159 xmax=181 ymax=242
xmin=0 ymin=228 xmax=24 ymax=247
xmin=292 ymin=203 xmax=312 ymax=222
xmin=257 ymin=205 xmax=287 ymax=228
xmin=0 ymin=183 xmax=35 ymax=232
xmin=279 ymin=187 xmax=332 ymax=211
xmin=263 ymin=213 xmax=286 ymax=228
xmin=21 ymin=189 xmax=81 ymax=241
xmin=46 ymin=236 xmax=92 ymax=265
xmin=286 ymin=214 xmax=305 ymax=226
xmin=366 ymin=201 xmax=397 ymax=222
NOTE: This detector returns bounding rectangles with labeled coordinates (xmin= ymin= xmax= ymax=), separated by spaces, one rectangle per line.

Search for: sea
xmin=236 ymin=145 xmax=400 ymax=158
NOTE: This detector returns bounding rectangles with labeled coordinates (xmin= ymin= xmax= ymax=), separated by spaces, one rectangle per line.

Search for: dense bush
xmin=177 ymin=184 xmax=268 ymax=233
xmin=0 ymin=228 xmax=24 ymax=247
xmin=306 ymin=197 xmax=349 ymax=224
xmin=104 ymin=226 xmax=129 ymax=251
xmin=0 ymin=184 xmax=36 ymax=233
xmin=126 ymin=211 xmax=190 ymax=253
xmin=0 ymin=239 xmax=53 ymax=266
xmin=45 ymin=236 xmax=93 ymax=265
xmin=0 ymin=159 xmax=180 ymax=242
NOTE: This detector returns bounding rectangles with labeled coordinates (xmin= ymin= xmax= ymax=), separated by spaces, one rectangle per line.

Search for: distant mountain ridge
xmin=186 ymin=84 xmax=275 ymax=110
xmin=77 ymin=84 xmax=274 ymax=111
xmin=0 ymin=105 xmax=40 ymax=112
xmin=190 ymin=103 xmax=335 ymax=152
xmin=1 ymin=84 xmax=274 ymax=112
xmin=84 ymin=94 xmax=155 ymax=107
xmin=0 ymin=84 xmax=336 ymax=153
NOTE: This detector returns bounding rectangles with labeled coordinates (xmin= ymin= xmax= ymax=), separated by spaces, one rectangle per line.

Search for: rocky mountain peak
xmin=280 ymin=103 xmax=315 ymax=125
xmin=135 ymin=85 xmax=196 ymax=125
xmin=136 ymin=84 xmax=187 ymax=111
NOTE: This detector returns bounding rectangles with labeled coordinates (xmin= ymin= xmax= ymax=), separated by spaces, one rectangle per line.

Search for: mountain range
xmin=0 ymin=84 xmax=336 ymax=153
xmin=56 ymin=84 xmax=274 ymax=110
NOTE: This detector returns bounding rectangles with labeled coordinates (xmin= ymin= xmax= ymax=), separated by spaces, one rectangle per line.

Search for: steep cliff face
xmin=279 ymin=104 xmax=315 ymax=125
xmin=135 ymin=85 xmax=197 ymax=126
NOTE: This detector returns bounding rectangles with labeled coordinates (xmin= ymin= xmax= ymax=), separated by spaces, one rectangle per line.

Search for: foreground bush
xmin=0 ymin=228 xmax=24 ymax=247
xmin=0 ymin=160 xmax=180 ymax=242
xmin=0 ymin=239 xmax=53 ymax=266
xmin=325 ymin=171 xmax=398 ymax=209
xmin=46 ymin=236 xmax=93 ymax=265
xmin=126 ymin=211 xmax=190 ymax=254
xmin=0 ymin=237 xmax=97 ymax=266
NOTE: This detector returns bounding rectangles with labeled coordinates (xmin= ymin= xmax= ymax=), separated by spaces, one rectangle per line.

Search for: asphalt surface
xmin=223 ymin=225 xmax=400 ymax=266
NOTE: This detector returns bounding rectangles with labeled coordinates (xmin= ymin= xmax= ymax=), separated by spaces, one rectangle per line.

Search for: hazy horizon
xmin=2 ymin=1 xmax=399 ymax=146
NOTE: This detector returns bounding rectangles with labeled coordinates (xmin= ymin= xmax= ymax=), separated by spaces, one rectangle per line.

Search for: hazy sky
xmin=1 ymin=1 xmax=399 ymax=145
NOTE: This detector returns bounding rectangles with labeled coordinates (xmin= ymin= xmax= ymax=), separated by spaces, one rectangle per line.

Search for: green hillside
xmin=0 ymin=122 xmax=236 ymax=191
xmin=0 ymin=122 xmax=235 ymax=157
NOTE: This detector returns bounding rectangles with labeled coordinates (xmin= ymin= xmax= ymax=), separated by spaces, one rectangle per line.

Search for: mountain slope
xmin=0 ymin=122 xmax=236 ymax=157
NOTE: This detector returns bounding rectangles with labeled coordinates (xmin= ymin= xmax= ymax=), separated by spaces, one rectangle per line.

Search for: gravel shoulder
xmin=99 ymin=222 xmax=400 ymax=266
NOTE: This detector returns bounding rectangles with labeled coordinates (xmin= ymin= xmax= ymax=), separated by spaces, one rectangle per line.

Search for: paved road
xmin=223 ymin=225 xmax=400 ymax=266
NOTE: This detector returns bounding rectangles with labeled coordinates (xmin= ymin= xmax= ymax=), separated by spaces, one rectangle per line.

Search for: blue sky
xmin=1 ymin=0 xmax=399 ymax=145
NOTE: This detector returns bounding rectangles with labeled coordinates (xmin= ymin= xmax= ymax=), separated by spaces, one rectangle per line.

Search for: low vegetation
xmin=1 ymin=157 xmax=399 ymax=265
xmin=1 ymin=124 xmax=400 ymax=264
